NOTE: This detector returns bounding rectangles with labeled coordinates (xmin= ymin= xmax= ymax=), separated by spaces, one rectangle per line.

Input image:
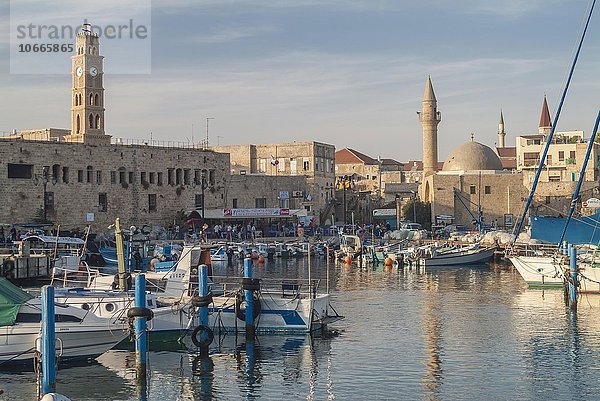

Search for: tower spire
xmin=498 ymin=109 xmax=506 ymax=148
xmin=538 ymin=95 xmax=552 ymax=135
xmin=419 ymin=76 xmax=441 ymax=178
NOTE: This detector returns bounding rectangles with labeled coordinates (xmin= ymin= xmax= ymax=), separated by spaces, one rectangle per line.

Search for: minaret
xmin=66 ymin=23 xmax=110 ymax=145
xmin=538 ymin=95 xmax=552 ymax=135
xmin=419 ymin=76 xmax=441 ymax=177
xmin=498 ymin=110 xmax=506 ymax=148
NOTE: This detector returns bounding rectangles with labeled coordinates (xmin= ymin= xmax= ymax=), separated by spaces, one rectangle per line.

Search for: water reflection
xmin=421 ymin=275 xmax=443 ymax=401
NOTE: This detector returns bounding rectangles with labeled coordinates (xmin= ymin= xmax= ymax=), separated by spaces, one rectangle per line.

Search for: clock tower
xmin=66 ymin=23 xmax=110 ymax=145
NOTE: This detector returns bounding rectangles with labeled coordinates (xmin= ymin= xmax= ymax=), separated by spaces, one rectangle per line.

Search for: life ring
xmin=192 ymin=292 xmax=213 ymax=308
xmin=126 ymin=306 xmax=154 ymax=321
xmin=2 ymin=260 xmax=15 ymax=279
xmin=235 ymin=292 xmax=261 ymax=321
xmin=191 ymin=325 xmax=214 ymax=348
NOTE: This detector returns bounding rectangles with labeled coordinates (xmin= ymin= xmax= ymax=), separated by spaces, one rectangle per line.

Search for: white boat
xmin=421 ymin=244 xmax=496 ymax=267
xmin=508 ymin=254 xmax=565 ymax=288
xmin=57 ymin=244 xmax=343 ymax=334
xmin=0 ymin=278 xmax=127 ymax=366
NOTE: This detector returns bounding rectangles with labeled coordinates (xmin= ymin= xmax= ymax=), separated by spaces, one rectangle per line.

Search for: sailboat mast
xmin=512 ymin=0 xmax=597 ymax=242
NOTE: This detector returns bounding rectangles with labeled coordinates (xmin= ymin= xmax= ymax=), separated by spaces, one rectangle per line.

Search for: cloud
xmin=186 ymin=26 xmax=277 ymax=45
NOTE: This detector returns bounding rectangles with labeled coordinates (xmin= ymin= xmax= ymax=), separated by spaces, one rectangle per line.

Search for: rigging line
xmin=512 ymin=0 xmax=597 ymax=243
xmin=558 ymin=111 xmax=600 ymax=244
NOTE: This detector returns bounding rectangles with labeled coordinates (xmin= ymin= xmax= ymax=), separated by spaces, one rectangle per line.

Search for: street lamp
xmin=33 ymin=166 xmax=56 ymax=222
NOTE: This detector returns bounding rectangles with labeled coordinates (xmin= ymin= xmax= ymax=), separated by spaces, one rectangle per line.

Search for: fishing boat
xmin=421 ymin=244 xmax=496 ymax=267
xmin=0 ymin=278 xmax=127 ymax=366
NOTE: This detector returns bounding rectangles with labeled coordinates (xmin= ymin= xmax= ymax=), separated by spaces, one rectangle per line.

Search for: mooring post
xmin=569 ymin=244 xmax=578 ymax=310
xmin=243 ymin=258 xmax=255 ymax=339
xmin=41 ymin=285 xmax=56 ymax=396
xmin=198 ymin=264 xmax=209 ymax=327
xmin=135 ymin=274 xmax=148 ymax=379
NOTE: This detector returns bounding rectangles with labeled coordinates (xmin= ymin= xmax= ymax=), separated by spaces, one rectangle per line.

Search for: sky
xmin=0 ymin=0 xmax=598 ymax=163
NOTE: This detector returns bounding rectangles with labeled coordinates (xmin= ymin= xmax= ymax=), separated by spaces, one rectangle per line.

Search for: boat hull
xmin=423 ymin=247 xmax=496 ymax=267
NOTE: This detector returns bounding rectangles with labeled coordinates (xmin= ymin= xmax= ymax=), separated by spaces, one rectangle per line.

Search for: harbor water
xmin=2 ymin=259 xmax=600 ymax=400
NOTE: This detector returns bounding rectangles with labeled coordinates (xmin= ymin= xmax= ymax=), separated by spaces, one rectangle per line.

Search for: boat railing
xmin=51 ymin=261 xmax=104 ymax=288
xmin=507 ymin=242 xmax=561 ymax=257
xmin=208 ymin=275 xmax=322 ymax=298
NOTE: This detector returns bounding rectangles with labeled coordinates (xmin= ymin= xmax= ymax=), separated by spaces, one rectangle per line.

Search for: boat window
xmin=16 ymin=313 xmax=82 ymax=323
xmin=105 ymin=303 xmax=115 ymax=312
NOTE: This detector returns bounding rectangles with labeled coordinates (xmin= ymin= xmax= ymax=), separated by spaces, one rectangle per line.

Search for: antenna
xmin=205 ymin=117 xmax=215 ymax=147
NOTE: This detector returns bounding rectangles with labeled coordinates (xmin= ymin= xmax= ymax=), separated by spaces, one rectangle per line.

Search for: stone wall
xmin=0 ymin=139 xmax=229 ymax=231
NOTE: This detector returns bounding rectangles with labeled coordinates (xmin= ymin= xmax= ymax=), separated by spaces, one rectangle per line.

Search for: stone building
xmin=0 ymin=25 xmax=229 ymax=231
xmin=211 ymin=141 xmax=336 ymax=222
xmin=421 ymin=139 xmax=527 ymax=229
xmin=334 ymin=148 xmax=403 ymax=196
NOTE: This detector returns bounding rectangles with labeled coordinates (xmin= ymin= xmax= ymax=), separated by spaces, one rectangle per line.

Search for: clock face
xmin=76 ymin=66 xmax=83 ymax=77
xmin=90 ymin=66 xmax=98 ymax=77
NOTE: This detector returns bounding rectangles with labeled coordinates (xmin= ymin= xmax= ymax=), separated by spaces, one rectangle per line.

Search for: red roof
xmin=496 ymin=147 xmax=517 ymax=169
xmin=335 ymin=148 xmax=377 ymax=165
xmin=539 ymin=96 xmax=552 ymax=128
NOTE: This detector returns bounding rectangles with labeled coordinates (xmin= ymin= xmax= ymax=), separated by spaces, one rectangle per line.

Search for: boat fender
xmin=241 ymin=277 xmax=260 ymax=292
xmin=191 ymin=325 xmax=214 ymax=348
xmin=126 ymin=306 xmax=154 ymax=321
xmin=235 ymin=292 xmax=261 ymax=321
xmin=1 ymin=259 xmax=15 ymax=279
xmin=192 ymin=292 xmax=213 ymax=308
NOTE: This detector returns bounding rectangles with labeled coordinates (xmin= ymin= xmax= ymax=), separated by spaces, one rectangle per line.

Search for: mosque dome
xmin=442 ymin=141 xmax=503 ymax=171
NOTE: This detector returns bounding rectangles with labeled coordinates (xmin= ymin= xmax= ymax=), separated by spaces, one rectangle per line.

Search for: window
xmin=167 ymin=169 xmax=174 ymax=185
xmin=52 ymin=164 xmax=60 ymax=181
xmin=175 ymin=168 xmax=182 ymax=185
xmin=255 ymin=197 xmax=267 ymax=208
xmin=141 ymin=172 xmax=147 ymax=184
xmin=259 ymin=159 xmax=267 ymax=173
xmin=184 ymin=169 xmax=190 ymax=185
xmin=77 ymin=169 xmax=84 ymax=183
xmin=96 ymin=171 xmax=102 ymax=184
xmin=195 ymin=194 xmax=204 ymax=209
xmin=149 ymin=172 xmax=155 ymax=184
xmin=62 ymin=167 xmax=69 ymax=183
xmin=148 ymin=194 xmax=157 ymax=211
xmin=194 ymin=169 xmax=201 ymax=185
xmin=469 ymin=185 xmax=476 ymax=195
xmin=98 ymin=193 xmax=107 ymax=212
xmin=484 ymin=186 xmax=491 ymax=194
xmin=372 ymin=175 xmax=377 ymax=181
xmin=547 ymin=155 xmax=552 ymax=165
xmin=86 ymin=166 xmax=93 ymax=183
xmin=7 ymin=163 xmax=33 ymax=179
xmin=157 ymin=172 xmax=163 ymax=186
xmin=559 ymin=151 xmax=564 ymax=161
xmin=545 ymin=196 xmax=551 ymax=204
xmin=570 ymin=151 xmax=576 ymax=161
xmin=303 ymin=159 xmax=310 ymax=171
xmin=128 ymin=172 xmax=134 ymax=184
xmin=110 ymin=171 xmax=116 ymax=184
xmin=232 ymin=198 xmax=238 ymax=208
xmin=278 ymin=158 xmax=285 ymax=172
xmin=209 ymin=169 xmax=215 ymax=185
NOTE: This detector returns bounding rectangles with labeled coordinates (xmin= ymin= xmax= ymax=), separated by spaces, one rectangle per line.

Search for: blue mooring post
xmin=198 ymin=264 xmax=210 ymax=354
xmin=135 ymin=274 xmax=147 ymax=379
xmin=569 ymin=244 xmax=578 ymax=310
xmin=244 ymin=258 xmax=255 ymax=339
xmin=41 ymin=285 xmax=56 ymax=396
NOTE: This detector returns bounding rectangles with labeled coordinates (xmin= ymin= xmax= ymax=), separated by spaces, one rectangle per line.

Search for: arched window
xmin=89 ymin=113 xmax=94 ymax=128
xmin=74 ymin=94 xmax=77 ymax=106
xmin=95 ymin=114 xmax=100 ymax=129
xmin=76 ymin=114 xmax=81 ymax=133
xmin=79 ymin=94 xmax=82 ymax=105
xmin=95 ymin=94 xmax=99 ymax=106
xmin=90 ymin=93 xmax=94 ymax=105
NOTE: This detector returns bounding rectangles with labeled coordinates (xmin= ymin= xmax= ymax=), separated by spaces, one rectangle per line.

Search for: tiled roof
xmin=335 ymin=148 xmax=377 ymax=165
